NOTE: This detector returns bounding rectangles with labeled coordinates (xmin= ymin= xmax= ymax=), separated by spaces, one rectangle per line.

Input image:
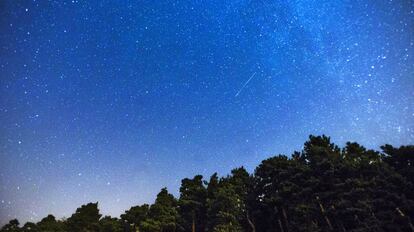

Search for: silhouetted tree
xmin=207 ymin=184 xmax=243 ymax=231
xmin=66 ymin=202 xmax=101 ymax=232
xmin=1 ymin=219 xmax=21 ymax=232
xmin=98 ymin=216 xmax=122 ymax=232
xmin=34 ymin=214 xmax=66 ymax=232
xmin=22 ymin=222 xmax=39 ymax=232
xmin=177 ymin=175 xmax=207 ymax=232
xmin=121 ymin=204 xmax=149 ymax=231
xmin=141 ymin=188 xmax=178 ymax=232
xmin=2 ymin=135 xmax=414 ymax=232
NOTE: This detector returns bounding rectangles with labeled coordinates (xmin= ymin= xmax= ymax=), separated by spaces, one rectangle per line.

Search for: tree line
xmin=2 ymin=135 xmax=414 ymax=232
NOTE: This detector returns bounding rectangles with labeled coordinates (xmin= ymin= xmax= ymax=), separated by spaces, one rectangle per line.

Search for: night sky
xmin=1 ymin=0 xmax=413 ymax=225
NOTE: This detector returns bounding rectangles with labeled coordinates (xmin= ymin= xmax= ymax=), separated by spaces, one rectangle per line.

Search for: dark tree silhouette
xmin=99 ymin=216 xmax=123 ymax=232
xmin=120 ymin=204 xmax=149 ymax=232
xmin=1 ymin=219 xmax=20 ymax=232
xmin=2 ymin=135 xmax=413 ymax=232
xmin=140 ymin=188 xmax=178 ymax=232
xmin=177 ymin=175 xmax=207 ymax=232
xmin=66 ymin=202 xmax=101 ymax=232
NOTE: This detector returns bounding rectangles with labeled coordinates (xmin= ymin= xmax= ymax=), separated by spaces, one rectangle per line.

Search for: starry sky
xmin=0 ymin=0 xmax=413 ymax=225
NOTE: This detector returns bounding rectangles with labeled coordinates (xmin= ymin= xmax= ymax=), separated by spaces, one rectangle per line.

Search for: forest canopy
xmin=1 ymin=135 xmax=413 ymax=232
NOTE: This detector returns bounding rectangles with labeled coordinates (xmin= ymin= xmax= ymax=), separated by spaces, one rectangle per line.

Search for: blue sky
xmin=0 ymin=0 xmax=413 ymax=224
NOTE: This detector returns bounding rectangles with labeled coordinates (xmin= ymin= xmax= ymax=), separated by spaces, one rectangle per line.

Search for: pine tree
xmin=141 ymin=188 xmax=178 ymax=232
xmin=1 ymin=219 xmax=21 ymax=232
xmin=66 ymin=202 xmax=101 ymax=232
xmin=98 ymin=216 xmax=123 ymax=232
xmin=177 ymin=175 xmax=207 ymax=232
xmin=121 ymin=204 xmax=149 ymax=231
xmin=2 ymin=135 xmax=413 ymax=232
xmin=37 ymin=215 xmax=66 ymax=232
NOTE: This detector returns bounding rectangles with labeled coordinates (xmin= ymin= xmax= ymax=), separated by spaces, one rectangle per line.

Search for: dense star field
xmin=0 ymin=0 xmax=413 ymax=225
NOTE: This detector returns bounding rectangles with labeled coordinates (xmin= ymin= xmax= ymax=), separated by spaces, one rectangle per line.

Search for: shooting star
xmin=235 ymin=72 xmax=256 ymax=97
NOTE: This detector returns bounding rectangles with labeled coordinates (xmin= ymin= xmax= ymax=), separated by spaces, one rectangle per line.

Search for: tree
xmin=22 ymin=222 xmax=39 ymax=232
xmin=1 ymin=219 xmax=21 ymax=232
xmin=121 ymin=204 xmax=149 ymax=231
xmin=206 ymin=167 xmax=254 ymax=232
xmin=252 ymin=155 xmax=312 ymax=232
xmin=381 ymin=144 xmax=414 ymax=229
xmin=228 ymin=167 xmax=253 ymax=231
xmin=141 ymin=188 xmax=178 ymax=232
xmin=207 ymin=184 xmax=243 ymax=232
xmin=66 ymin=202 xmax=102 ymax=232
xmin=2 ymin=135 xmax=414 ymax=232
xmin=178 ymin=175 xmax=207 ymax=232
xmin=36 ymin=214 xmax=66 ymax=232
xmin=207 ymin=173 xmax=219 ymax=200
xmin=382 ymin=145 xmax=414 ymax=199
xmin=98 ymin=216 xmax=122 ymax=232
xmin=140 ymin=219 xmax=161 ymax=232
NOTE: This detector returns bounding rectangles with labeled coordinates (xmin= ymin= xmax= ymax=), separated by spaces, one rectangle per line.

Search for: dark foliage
xmin=2 ymin=135 xmax=413 ymax=232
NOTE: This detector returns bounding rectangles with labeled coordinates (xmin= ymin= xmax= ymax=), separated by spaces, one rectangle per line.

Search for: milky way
xmin=0 ymin=0 xmax=413 ymax=224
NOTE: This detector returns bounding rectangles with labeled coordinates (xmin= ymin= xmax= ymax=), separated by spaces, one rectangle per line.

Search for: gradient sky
xmin=0 ymin=0 xmax=413 ymax=225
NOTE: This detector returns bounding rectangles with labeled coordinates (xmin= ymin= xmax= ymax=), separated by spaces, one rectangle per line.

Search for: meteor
xmin=235 ymin=72 xmax=256 ymax=97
